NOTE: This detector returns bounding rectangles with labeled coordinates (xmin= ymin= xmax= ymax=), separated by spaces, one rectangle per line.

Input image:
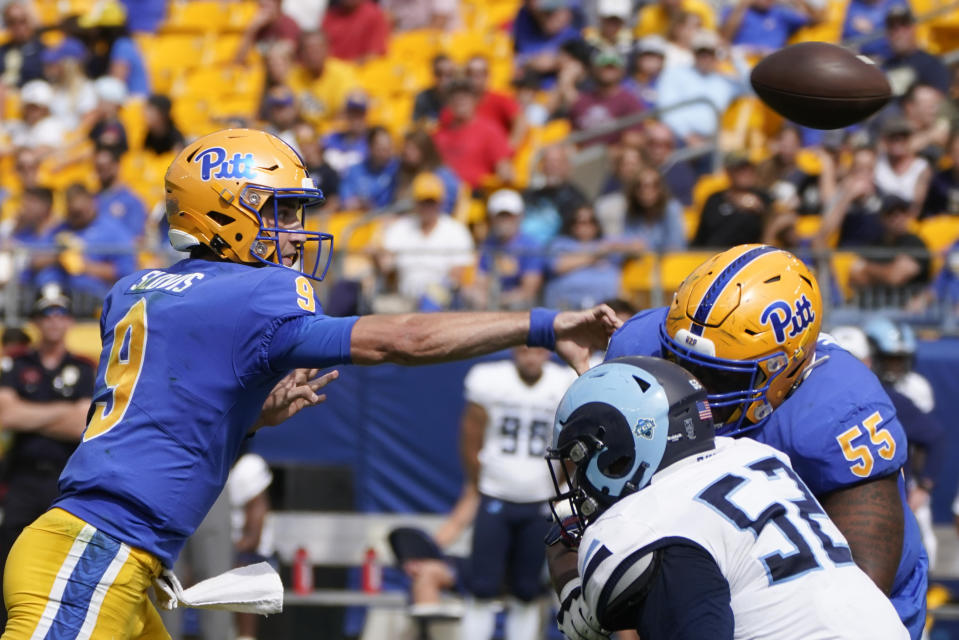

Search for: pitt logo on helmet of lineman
xmin=194 ymin=147 xmax=258 ymax=182
xmin=760 ymin=295 xmax=816 ymax=344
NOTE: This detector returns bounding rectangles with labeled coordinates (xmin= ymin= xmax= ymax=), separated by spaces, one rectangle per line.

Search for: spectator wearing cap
xmin=322 ymin=91 xmax=372 ymax=174
xmin=5 ymin=80 xmax=68 ymax=156
xmin=433 ymin=80 xmax=513 ymax=189
xmin=634 ymin=0 xmax=716 ymax=39
xmin=42 ymin=39 xmax=96 ymax=130
xmin=445 ymin=55 xmax=524 ymax=146
xmin=77 ymin=0 xmax=149 ymax=96
xmin=143 ymin=94 xmax=185 ymax=155
xmin=0 ymin=288 xmax=94 ymax=628
xmin=656 ymin=29 xmax=748 ymax=148
xmin=413 ymin=54 xmax=457 ymax=123
xmin=94 ymin=145 xmax=147 ymax=239
xmin=288 ymin=31 xmax=359 ymax=131
xmin=379 ymin=172 xmax=475 ymax=307
xmin=842 ymin=0 xmax=909 ymax=58
xmin=692 ymin=151 xmax=772 ymax=248
xmin=923 ymin=130 xmax=959 ymax=217
xmin=523 ymin=144 xmax=588 ymax=245
xmin=625 ymin=36 xmax=666 ymax=109
xmin=875 ymin=116 xmax=931 ymax=217
xmin=587 ymin=0 xmax=635 ymax=59
xmin=396 ymin=129 xmax=461 ymax=215
xmin=88 ymin=76 xmax=129 ymax=154
xmin=0 ymin=2 xmax=46 ymax=87
xmin=512 ymin=0 xmax=585 ymax=88
xmin=381 ymin=0 xmax=460 ymax=31
xmin=848 ymin=194 xmax=931 ymax=298
xmin=339 ymin=126 xmax=400 ymax=211
xmin=33 ymin=183 xmax=136 ymax=307
xmin=882 ymin=6 xmax=950 ymax=96
xmin=470 ymin=189 xmax=545 ymax=309
xmin=234 ymin=0 xmax=301 ymax=64
xmin=720 ymin=0 xmax=819 ymax=53
xmin=263 ymin=85 xmax=302 ymax=152
xmin=569 ymin=47 xmax=645 ymax=145
xmin=322 ymin=0 xmax=390 ymax=63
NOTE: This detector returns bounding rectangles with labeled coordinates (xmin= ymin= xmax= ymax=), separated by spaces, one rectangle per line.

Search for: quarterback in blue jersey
xmin=0 ymin=129 xmax=620 ymax=640
xmin=595 ymin=244 xmax=927 ymax=639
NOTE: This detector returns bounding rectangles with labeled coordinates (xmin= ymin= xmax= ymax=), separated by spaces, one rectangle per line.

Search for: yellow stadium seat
xmin=319 ymin=211 xmax=381 ymax=252
xmin=796 ymin=149 xmax=824 ymax=175
xmin=691 ymin=173 xmax=729 ymax=212
xmin=388 ymin=29 xmax=441 ymax=64
xmin=659 ymin=251 xmax=713 ymax=293
xmin=119 ymin=98 xmax=147 ymax=153
xmin=918 ymin=216 xmax=959 ymax=253
xmin=830 ymin=251 xmax=859 ymax=301
xmin=794 ymin=215 xmax=822 ymax=240
xmin=66 ymin=322 xmax=102 ymax=362
xmin=162 ymin=1 xmax=234 ymax=33
xmin=621 ymin=254 xmax=657 ymax=296
xmin=441 ymin=30 xmax=491 ymax=62
xmin=683 ymin=208 xmax=699 ymax=242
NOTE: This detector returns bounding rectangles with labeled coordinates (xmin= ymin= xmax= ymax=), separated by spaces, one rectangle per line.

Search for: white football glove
xmin=153 ymin=568 xmax=184 ymax=610
xmin=556 ymin=578 xmax=609 ymax=640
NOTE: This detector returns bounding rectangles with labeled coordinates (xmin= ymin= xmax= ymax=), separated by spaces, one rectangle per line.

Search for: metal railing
xmin=1 ymin=243 xmax=956 ymax=334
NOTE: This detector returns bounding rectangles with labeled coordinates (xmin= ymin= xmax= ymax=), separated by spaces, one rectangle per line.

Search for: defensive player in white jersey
xmin=459 ymin=347 xmax=577 ymax=640
xmin=545 ymin=356 xmax=909 ymax=640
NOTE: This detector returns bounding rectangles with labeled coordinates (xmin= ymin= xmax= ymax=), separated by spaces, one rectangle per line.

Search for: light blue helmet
xmin=546 ymin=356 xmax=715 ymax=543
xmin=863 ymin=317 xmax=916 ymax=384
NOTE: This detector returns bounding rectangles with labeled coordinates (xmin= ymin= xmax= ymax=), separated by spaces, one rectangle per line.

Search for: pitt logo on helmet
xmin=760 ymin=294 xmax=816 ymax=344
xmin=194 ymin=147 xmax=258 ymax=182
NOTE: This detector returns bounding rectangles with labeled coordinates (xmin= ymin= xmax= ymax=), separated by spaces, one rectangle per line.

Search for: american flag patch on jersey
xmin=696 ymin=400 xmax=711 ymax=421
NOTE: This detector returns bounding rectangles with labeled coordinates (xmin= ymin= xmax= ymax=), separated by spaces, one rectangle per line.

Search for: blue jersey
xmin=606 ymin=307 xmax=928 ymax=638
xmin=55 ymin=259 xmax=358 ymax=566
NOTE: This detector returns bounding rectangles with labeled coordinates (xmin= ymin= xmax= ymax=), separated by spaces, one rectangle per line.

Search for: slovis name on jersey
xmin=759 ymin=294 xmax=816 ymax=344
xmin=194 ymin=146 xmax=258 ymax=182
xmin=127 ymin=270 xmax=206 ymax=296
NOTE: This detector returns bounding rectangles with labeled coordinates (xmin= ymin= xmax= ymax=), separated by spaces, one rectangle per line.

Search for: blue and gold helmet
xmin=546 ymin=356 xmax=714 ymax=544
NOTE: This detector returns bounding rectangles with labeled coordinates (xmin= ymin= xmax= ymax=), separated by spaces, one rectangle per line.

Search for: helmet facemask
xmin=240 ymin=183 xmax=333 ymax=280
xmin=659 ymin=323 xmax=788 ymax=436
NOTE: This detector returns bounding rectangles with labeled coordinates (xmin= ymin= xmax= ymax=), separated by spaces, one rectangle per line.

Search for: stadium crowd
xmin=0 ymin=0 xmax=956 ymax=320
xmin=0 ymin=1 xmax=958 ymax=639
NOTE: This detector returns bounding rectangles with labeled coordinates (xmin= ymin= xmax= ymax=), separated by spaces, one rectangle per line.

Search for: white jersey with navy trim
xmin=465 ymin=360 xmax=576 ymax=503
xmin=578 ymin=437 xmax=909 ymax=640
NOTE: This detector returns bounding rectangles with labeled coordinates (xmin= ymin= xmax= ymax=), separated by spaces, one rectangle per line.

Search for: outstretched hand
xmin=555 ymin=304 xmax=622 ymax=374
xmin=252 ymin=368 xmax=339 ymax=432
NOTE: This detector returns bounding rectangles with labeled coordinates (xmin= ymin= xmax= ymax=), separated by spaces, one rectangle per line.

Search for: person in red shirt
xmin=569 ymin=46 xmax=645 ymax=146
xmin=464 ymin=55 xmax=524 ymax=145
xmin=433 ymin=80 xmax=514 ymax=190
xmin=321 ymin=0 xmax=390 ymax=62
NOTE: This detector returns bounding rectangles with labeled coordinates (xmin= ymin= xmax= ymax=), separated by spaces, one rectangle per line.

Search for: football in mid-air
xmin=750 ymin=42 xmax=892 ymax=130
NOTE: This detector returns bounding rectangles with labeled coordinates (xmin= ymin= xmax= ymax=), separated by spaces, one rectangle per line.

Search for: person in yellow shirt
xmin=634 ymin=0 xmax=716 ymax=38
xmin=287 ymin=31 xmax=359 ymax=131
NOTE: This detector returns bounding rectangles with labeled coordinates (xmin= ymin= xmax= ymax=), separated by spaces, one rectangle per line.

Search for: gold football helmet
xmin=165 ymin=128 xmax=332 ymax=279
xmin=659 ymin=244 xmax=822 ymax=435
